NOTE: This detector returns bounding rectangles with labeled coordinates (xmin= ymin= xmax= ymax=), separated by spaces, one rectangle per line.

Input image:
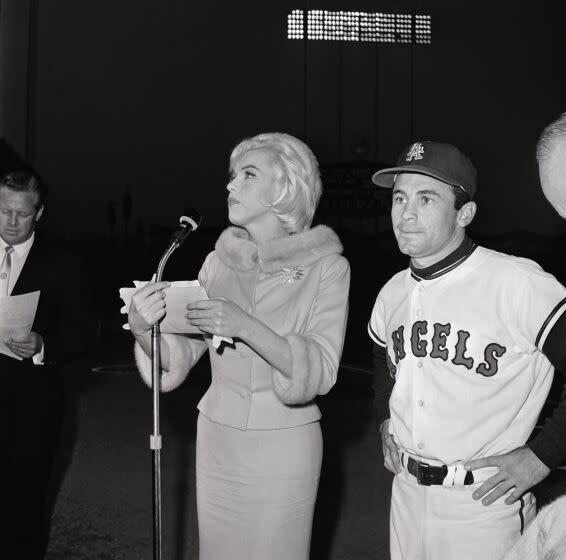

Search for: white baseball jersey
xmin=368 ymin=242 xmax=566 ymax=465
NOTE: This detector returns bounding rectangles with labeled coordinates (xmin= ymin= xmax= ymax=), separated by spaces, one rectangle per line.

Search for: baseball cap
xmin=371 ymin=141 xmax=477 ymax=199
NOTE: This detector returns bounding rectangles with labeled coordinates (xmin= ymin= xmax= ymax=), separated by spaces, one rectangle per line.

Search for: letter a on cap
xmin=406 ymin=142 xmax=424 ymax=162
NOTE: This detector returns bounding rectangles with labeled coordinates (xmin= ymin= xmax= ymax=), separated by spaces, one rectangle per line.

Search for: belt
xmin=406 ymin=456 xmax=475 ymax=486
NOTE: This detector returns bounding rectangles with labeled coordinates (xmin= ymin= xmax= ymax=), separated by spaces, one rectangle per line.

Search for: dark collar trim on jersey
xmin=410 ymin=236 xmax=477 ymax=281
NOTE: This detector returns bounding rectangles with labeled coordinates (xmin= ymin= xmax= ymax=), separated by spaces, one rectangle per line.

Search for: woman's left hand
xmin=186 ymin=298 xmax=250 ymax=339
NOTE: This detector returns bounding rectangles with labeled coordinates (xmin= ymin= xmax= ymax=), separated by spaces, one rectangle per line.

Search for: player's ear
xmin=456 ymin=201 xmax=477 ymax=228
xmin=35 ymin=205 xmax=44 ymax=222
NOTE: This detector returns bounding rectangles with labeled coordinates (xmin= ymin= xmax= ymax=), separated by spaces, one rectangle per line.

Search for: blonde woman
xmin=128 ymin=132 xmax=350 ymax=559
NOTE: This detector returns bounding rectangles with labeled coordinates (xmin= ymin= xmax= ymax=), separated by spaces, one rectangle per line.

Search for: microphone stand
xmin=148 ymin=213 xmax=200 ymax=560
xmin=150 ymin=225 xmax=196 ymax=560
xmin=150 ymin=241 xmax=177 ymax=560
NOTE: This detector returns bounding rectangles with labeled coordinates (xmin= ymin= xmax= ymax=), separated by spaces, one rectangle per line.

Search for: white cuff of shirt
xmin=32 ymin=342 xmax=45 ymax=366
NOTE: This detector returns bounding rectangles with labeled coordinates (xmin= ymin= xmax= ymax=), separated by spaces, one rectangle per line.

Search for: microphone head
xmin=180 ymin=209 xmax=202 ymax=232
xmin=170 ymin=209 xmax=202 ymax=245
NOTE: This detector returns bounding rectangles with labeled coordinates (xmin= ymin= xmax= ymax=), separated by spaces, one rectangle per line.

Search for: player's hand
xmin=464 ymin=446 xmax=550 ymax=506
xmin=128 ymin=281 xmax=171 ymax=336
xmin=6 ymin=331 xmax=43 ymax=358
xmin=186 ymin=298 xmax=250 ymax=339
xmin=380 ymin=418 xmax=401 ymax=474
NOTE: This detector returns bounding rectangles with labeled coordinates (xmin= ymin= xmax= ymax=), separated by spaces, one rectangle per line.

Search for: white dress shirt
xmin=0 ymin=232 xmax=35 ymax=293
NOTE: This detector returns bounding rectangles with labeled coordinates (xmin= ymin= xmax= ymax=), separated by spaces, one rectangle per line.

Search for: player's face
xmin=0 ymin=187 xmax=43 ymax=245
xmin=391 ymin=173 xmax=462 ymax=265
xmin=227 ymin=148 xmax=278 ymax=231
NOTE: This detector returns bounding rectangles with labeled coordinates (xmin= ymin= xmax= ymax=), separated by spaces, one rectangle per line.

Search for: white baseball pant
xmin=390 ymin=462 xmax=536 ymax=560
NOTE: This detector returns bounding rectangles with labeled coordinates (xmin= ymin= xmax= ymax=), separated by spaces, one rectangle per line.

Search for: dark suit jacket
xmin=0 ymin=236 xmax=93 ymax=456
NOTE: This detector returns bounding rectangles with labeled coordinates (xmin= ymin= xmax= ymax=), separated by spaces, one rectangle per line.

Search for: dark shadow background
xmin=2 ymin=0 xmax=566 ymax=238
xmin=1 ymin=1 xmax=566 ymax=558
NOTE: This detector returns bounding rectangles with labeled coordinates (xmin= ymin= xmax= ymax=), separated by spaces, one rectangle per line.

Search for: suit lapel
xmin=11 ymin=238 xmax=47 ymax=296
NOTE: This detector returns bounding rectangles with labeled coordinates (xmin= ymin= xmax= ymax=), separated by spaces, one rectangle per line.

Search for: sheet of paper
xmin=0 ymin=290 xmax=40 ymax=360
xmin=119 ymin=281 xmax=233 ymax=348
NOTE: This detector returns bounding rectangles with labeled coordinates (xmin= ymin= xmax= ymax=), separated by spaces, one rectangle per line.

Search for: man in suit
xmin=0 ymin=170 xmax=93 ymax=558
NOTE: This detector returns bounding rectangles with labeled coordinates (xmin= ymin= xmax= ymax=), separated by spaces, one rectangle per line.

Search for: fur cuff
xmin=134 ymin=337 xmax=191 ymax=392
xmin=272 ymin=334 xmax=332 ymax=404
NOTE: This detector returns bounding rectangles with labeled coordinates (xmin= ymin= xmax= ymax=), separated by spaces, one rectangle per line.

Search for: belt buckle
xmin=416 ymin=460 xmax=431 ymax=486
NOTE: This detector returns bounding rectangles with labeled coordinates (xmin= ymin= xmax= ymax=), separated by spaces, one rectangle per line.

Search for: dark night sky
xmin=1 ymin=0 xmax=566 ymax=238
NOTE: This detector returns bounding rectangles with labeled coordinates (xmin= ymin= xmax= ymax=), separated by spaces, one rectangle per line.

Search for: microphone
xmin=170 ymin=210 xmax=202 ymax=246
xmin=155 ymin=209 xmax=201 ymax=284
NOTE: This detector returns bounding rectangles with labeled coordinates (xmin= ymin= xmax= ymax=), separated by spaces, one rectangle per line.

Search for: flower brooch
xmin=279 ymin=265 xmax=304 ymax=284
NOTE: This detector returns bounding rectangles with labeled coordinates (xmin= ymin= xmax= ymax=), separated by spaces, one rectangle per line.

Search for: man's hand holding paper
xmin=0 ymin=290 xmax=40 ymax=360
xmin=6 ymin=332 xmax=43 ymax=360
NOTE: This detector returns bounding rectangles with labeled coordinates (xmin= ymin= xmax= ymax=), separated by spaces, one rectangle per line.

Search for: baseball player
xmin=368 ymin=140 xmax=566 ymax=560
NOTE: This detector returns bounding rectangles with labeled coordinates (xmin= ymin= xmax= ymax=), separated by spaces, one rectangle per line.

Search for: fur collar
xmin=215 ymin=225 xmax=343 ymax=273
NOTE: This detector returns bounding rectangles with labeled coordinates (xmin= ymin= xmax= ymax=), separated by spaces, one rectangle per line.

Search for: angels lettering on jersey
xmin=389 ymin=321 xmax=506 ymax=378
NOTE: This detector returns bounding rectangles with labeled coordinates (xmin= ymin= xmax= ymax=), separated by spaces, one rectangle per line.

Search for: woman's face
xmin=227 ymin=148 xmax=278 ymax=230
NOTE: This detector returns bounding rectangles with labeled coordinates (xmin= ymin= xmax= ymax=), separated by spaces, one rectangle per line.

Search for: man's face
xmin=0 ymin=187 xmax=43 ymax=245
xmin=391 ymin=173 xmax=460 ymax=261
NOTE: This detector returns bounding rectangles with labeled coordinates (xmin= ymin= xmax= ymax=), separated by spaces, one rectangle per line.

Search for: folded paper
xmin=119 ymin=280 xmax=232 ymax=349
xmin=0 ymin=290 xmax=40 ymax=360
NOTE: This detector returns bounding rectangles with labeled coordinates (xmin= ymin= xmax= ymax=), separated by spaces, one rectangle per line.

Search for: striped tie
xmin=1 ymin=245 xmax=14 ymax=296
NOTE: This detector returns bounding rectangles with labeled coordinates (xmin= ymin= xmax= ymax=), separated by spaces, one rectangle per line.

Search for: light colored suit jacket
xmin=135 ymin=225 xmax=350 ymax=430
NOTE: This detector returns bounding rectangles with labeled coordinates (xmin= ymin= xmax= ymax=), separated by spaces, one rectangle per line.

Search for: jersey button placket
xmin=410 ymin=350 xmax=424 ymax=449
xmin=411 ymin=282 xmax=426 ymax=453
xmin=413 ymin=360 xmax=426 ymax=452
xmin=410 ymin=282 xmax=423 ymax=322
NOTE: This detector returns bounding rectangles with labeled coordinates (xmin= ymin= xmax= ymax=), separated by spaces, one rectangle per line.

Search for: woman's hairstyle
xmin=230 ymin=132 xmax=322 ymax=233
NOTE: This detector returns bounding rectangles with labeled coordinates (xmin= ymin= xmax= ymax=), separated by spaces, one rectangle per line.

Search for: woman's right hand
xmin=128 ymin=281 xmax=171 ymax=336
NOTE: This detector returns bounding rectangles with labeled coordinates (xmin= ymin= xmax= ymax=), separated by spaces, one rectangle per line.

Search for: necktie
xmin=1 ymin=246 xmax=14 ymax=296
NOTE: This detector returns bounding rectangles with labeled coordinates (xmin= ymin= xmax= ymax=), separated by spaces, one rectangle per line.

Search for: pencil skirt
xmin=196 ymin=413 xmax=323 ymax=560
